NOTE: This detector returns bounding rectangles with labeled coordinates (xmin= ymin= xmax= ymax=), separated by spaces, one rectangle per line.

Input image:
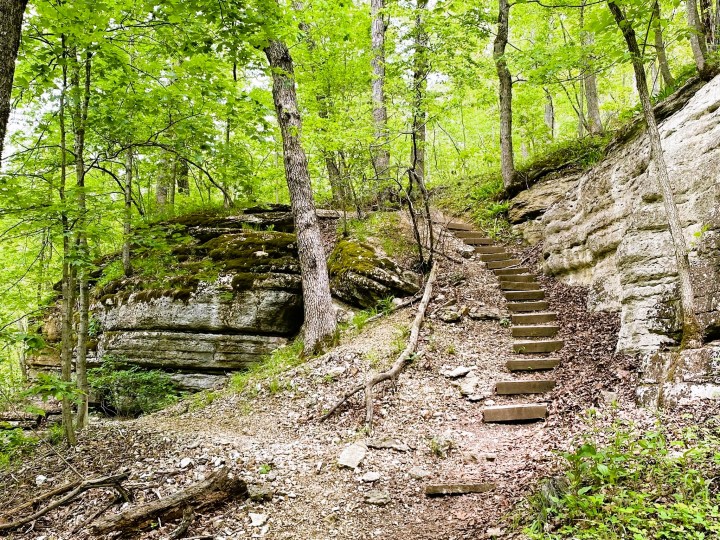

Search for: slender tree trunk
xmin=544 ymin=88 xmax=555 ymax=140
xmin=123 ymin=148 xmax=133 ymax=277
xmin=156 ymin=153 xmax=170 ymax=211
xmin=176 ymin=157 xmax=189 ymax=194
xmin=58 ymin=38 xmax=76 ymax=445
xmin=0 ymin=0 xmax=28 ymax=162
xmin=71 ymin=51 xmax=91 ymax=430
xmin=264 ymin=40 xmax=337 ymax=354
xmin=581 ymin=3 xmax=603 ymax=135
xmin=687 ymin=0 xmax=709 ymax=74
xmin=609 ymin=1 xmax=702 ymax=348
xmin=411 ymin=0 xmax=428 ymax=183
xmin=371 ymin=0 xmax=390 ymax=182
xmin=653 ymin=1 xmax=675 ymax=88
xmin=699 ymin=0 xmax=715 ymax=49
xmin=715 ymin=0 xmax=720 ymax=49
xmin=494 ymin=0 xmax=515 ymax=189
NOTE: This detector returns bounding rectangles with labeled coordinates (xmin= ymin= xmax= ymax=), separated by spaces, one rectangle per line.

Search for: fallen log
xmin=321 ymin=262 xmax=438 ymax=429
xmin=90 ymin=467 xmax=248 ymax=535
xmin=0 ymin=473 xmax=129 ymax=532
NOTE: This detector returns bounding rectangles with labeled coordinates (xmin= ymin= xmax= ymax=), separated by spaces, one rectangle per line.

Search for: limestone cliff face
xmin=510 ymin=75 xmax=720 ymax=355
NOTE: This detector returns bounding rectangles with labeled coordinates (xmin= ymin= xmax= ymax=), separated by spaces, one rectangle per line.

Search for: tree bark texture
xmin=544 ymin=88 xmax=555 ymax=140
xmin=371 ymin=0 xmax=390 ymax=181
xmin=608 ymin=1 xmax=702 ymax=347
xmin=71 ymin=51 xmax=91 ymax=430
xmin=494 ymin=0 xmax=515 ymax=189
xmin=264 ymin=40 xmax=337 ymax=354
xmin=411 ymin=0 xmax=428 ymax=183
xmin=0 ymin=0 xmax=28 ymax=161
xmin=653 ymin=1 xmax=675 ymax=88
xmin=123 ymin=149 xmax=133 ymax=277
xmin=581 ymin=3 xmax=603 ymax=135
xmin=687 ymin=0 xmax=708 ymax=73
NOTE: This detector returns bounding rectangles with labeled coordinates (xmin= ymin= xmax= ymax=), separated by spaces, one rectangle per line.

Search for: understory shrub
xmin=0 ymin=427 xmax=38 ymax=469
xmin=520 ymin=419 xmax=720 ymax=539
xmin=89 ymin=356 xmax=178 ymax=417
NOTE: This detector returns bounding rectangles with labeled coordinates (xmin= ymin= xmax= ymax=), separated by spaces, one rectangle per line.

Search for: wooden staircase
xmin=442 ymin=221 xmax=563 ymax=423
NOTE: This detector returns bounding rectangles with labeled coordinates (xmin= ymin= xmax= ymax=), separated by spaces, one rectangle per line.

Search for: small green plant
xmin=446 ymin=344 xmax=457 ymax=355
xmin=427 ymin=435 xmax=456 ymax=459
xmin=499 ymin=317 xmax=511 ymax=328
xmin=0 ymin=427 xmax=38 ymax=469
xmin=230 ymin=340 xmax=304 ymax=395
xmin=258 ymin=463 xmax=272 ymax=474
xmin=520 ymin=420 xmax=720 ymax=539
xmin=188 ymin=390 xmax=220 ymax=411
xmin=88 ymin=356 xmax=178 ymax=417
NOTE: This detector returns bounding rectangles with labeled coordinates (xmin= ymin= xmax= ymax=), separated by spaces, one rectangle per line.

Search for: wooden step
xmin=511 ymin=312 xmax=557 ymax=324
xmin=475 ymin=246 xmax=507 ymax=254
xmin=495 ymin=380 xmax=556 ymax=395
xmin=500 ymin=282 xmax=542 ymax=291
xmin=512 ymin=325 xmax=560 ymax=338
xmin=483 ymin=404 xmax=548 ymax=423
xmin=487 ymin=259 xmax=522 ymax=270
xmin=453 ymin=229 xmax=483 ymax=237
xmin=513 ymin=340 xmax=564 ymax=354
xmin=464 ymin=237 xmax=494 ymax=245
xmin=504 ymin=290 xmax=545 ymax=301
xmin=498 ymin=274 xmax=536 ymax=283
xmin=493 ymin=267 xmax=530 ymax=276
xmin=507 ymin=301 xmax=549 ymax=312
xmin=479 ymin=252 xmax=512 ymax=262
xmin=506 ymin=358 xmax=560 ymax=371
xmin=446 ymin=222 xmax=473 ymax=231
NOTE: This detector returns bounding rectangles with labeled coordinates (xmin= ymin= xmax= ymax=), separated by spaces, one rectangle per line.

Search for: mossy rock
xmin=328 ymin=240 xmax=420 ymax=309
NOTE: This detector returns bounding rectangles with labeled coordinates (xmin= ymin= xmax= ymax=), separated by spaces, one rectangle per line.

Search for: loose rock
xmin=338 ymin=442 xmax=367 ymax=469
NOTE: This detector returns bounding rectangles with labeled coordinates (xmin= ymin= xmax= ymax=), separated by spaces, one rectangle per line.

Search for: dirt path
xmin=0 ymin=231 xmax=650 ymax=539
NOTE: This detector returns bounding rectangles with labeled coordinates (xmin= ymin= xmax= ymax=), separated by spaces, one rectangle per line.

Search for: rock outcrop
xmin=508 ymin=75 xmax=720 ymax=405
xmin=510 ymin=75 xmax=720 ymax=354
xmin=30 ymin=209 xmax=419 ymax=390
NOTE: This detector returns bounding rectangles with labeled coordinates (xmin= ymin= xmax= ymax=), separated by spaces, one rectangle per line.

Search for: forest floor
xmin=0 ymin=225 xmax=660 ymax=540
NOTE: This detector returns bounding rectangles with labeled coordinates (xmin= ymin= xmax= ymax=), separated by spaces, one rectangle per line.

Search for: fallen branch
xmin=90 ymin=468 xmax=247 ymax=535
xmin=0 ymin=473 xmax=130 ymax=532
xmin=320 ymin=263 xmax=438 ymax=429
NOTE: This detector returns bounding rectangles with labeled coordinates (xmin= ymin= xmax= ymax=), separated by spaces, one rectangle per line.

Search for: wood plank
xmin=507 ymin=301 xmax=549 ymax=312
xmin=482 ymin=404 xmax=548 ymax=422
xmin=512 ymin=325 xmax=560 ymax=337
xmin=498 ymin=274 xmax=536 ymax=283
xmin=463 ymin=237 xmax=494 ymax=245
xmin=479 ymin=252 xmax=512 ymax=262
xmin=493 ymin=267 xmax=530 ymax=275
xmin=474 ymin=246 xmax=507 ymax=254
xmin=511 ymin=312 xmax=557 ymax=324
xmin=513 ymin=339 xmax=564 ymax=353
xmin=506 ymin=358 xmax=560 ymax=371
xmin=495 ymin=380 xmax=556 ymax=394
xmin=504 ymin=290 xmax=545 ymax=301
xmin=500 ymin=282 xmax=542 ymax=291
xmin=487 ymin=259 xmax=522 ymax=270
xmin=425 ymin=483 xmax=495 ymax=497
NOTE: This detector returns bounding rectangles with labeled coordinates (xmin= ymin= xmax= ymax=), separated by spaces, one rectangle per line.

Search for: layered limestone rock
xmin=510 ymin=75 xmax=720 ymax=355
xmin=30 ymin=209 xmax=419 ymax=390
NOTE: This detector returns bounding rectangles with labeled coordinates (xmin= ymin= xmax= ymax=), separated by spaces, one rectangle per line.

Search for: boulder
xmin=328 ymin=240 xmax=420 ymax=309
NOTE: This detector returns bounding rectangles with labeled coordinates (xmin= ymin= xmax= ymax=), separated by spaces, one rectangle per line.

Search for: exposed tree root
xmin=320 ymin=262 xmax=438 ymax=429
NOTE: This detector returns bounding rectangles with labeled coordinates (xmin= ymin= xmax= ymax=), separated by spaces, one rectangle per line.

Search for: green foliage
xmin=0 ymin=428 xmax=38 ymax=469
xmin=24 ymin=373 xmax=83 ymax=405
xmin=88 ymin=356 xmax=178 ymax=417
xmin=340 ymin=213 xmax=414 ymax=260
xmin=521 ymin=421 xmax=720 ymax=539
xmin=230 ymin=340 xmax=305 ymax=395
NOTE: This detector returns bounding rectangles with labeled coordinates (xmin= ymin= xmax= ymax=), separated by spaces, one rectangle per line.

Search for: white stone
xmin=249 ymin=513 xmax=268 ymax=527
xmin=361 ymin=472 xmax=381 ymax=483
xmin=338 ymin=442 xmax=367 ymax=469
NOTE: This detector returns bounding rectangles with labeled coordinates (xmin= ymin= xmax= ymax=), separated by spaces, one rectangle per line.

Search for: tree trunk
xmin=581 ymin=3 xmax=603 ymax=135
xmin=176 ymin=157 xmax=189 ymax=194
xmin=58 ymin=38 xmax=76 ymax=445
xmin=155 ymin=153 xmax=171 ymax=211
xmin=544 ymin=88 xmax=555 ymax=140
xmin=264 ymin=40 xmax=337 ymax=354
xmin=0 ymin=0 xmax=28 ymax=161
xmin=608 ymin=1 xmax=702 ymax=348
xmin=71 ymin=51 xmax=91 ymax=430
xmin=653 ymin=1 xmax=675 ymax=88
xmin=699 ymin=0 xmax=715 ymax=49
xmin=123 ymin=149 xmax=133 ymax=277
xmin=494 ymin=0 xmax=515 ymax=189
xmin=371 ymin=0 xmax=390 ymax=182
xmin=687 ymin=0 xmax=709 ymax=74
xmin=411 ymin=0 xmax=428 ymax=183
